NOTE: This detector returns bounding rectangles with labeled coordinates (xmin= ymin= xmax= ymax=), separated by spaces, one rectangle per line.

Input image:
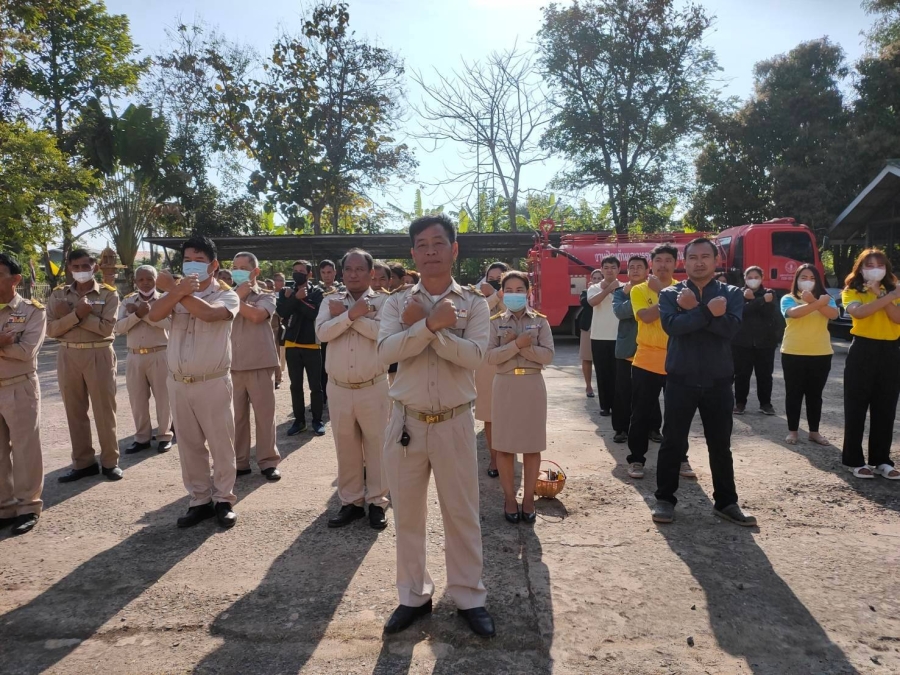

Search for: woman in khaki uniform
xmin=487 ymin=271 xmax=554 ymax=524
xmin=474 ymin=261 xmax=509 ymax=478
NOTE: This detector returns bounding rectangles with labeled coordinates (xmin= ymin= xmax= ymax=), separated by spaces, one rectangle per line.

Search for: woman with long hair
xmin=488 ymin=271 xmax=555 ymax=523
xmin=474 ymin=261 xmax=509 ymax=478
xmin=779 ymin=265 xmax=839 ymax=445
xmin=841 ymin=249 xmax=900 ymax=479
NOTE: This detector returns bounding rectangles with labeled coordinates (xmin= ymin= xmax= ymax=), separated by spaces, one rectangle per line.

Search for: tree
xmin=863 ymin=0 xmax=900 ymax=53
xmin=537 ymin=0 xmax=719 ymax=234
xmin=413 ymin=46 xmax=552 ymax=232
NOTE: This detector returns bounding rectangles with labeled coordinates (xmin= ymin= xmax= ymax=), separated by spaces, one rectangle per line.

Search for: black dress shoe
xmin=11 ymin=513 xmax=39 ymax=535
xmin=177 ymin=502 xmax=215 ymax=528
xmin=236 ymin=468 xmax=252 ymax=476
xmin=215 ymin=502 xmax=237 ymax=528
xmin=125 ymin=440 xmax=151 ymax=454
xmin=312 ymin=421 xmax=326 ymax=436
xmin=262 ymin=467 xmax=281 ymax=481
xmin=328 ymin=504 xmax=366 ymax=528
xmin=383 ymin=600 xmax=432 ymax=634
xmin=457 ymin=607 xmax=495 ymax=637
xmin=486 ymin=468 xmax=499 ymax=478
xmin=287 ymin=421 xmax=307 ymax=436
xmin=649 ymin=430 xmax=663 ymax=443
xmin=369 ymin=505 xmax=387 ymax=530
xmin=521 ymin=510 xmax=537 ymax=524
xmin=275 ymin=382 xmax=281 ymax=389
xmin=58 ymin=464 xmax=100 ymax=483
xmin=157 ymin=440 xmax=173 ymax=453
xmin=102 ymin=465 xmax=124 ymax=481
xmin=599 ymin=408 xmax=612 ymax=417
xmin=504 ymin=508 xmax=520 ymax=524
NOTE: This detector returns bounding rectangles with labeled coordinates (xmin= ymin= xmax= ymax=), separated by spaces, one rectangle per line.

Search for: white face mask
xmin=72 ymin=271 xmax=94 ymax=284
xmin=862 ymin=267 xmax=886 ymax=283
xmin=745 ymin=278 xmax=761 ymax=290
xmin=797 ymin=279 xmax=815 ymax=293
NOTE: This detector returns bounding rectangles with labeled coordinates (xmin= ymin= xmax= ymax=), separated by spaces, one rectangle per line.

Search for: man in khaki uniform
xmin=230 ymin=252 xmax=281 ymax=481
xmin=115 ymin=265 xmax=173 ymax=454
xmin=377 ymin=215 xmax=494 ymax=638
xmin=150 ymin=235 xmax=240 ymax=529
xmin=0 ymin=253 xmax=47 ymax=536
xmin=315 ymin=249 xmax=389 ymax=530
xmin=47 ymin=249 xmax=122 ymax=482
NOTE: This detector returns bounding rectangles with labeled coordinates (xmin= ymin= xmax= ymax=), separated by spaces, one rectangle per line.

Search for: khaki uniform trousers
xmin=232 ymin=368 xmax=281 ymax=471
xmin=126 ymin=350 xmax=172 ymax=443
xmin=328 ymin=379 xmax=389 ymax=507
xmin=57 ymin=344 xmax=119 ymax=469
xmin=0 ymin=374 xmax=43 ymax=517
xmin=167 ymin=376 xmax=237 ymax=507
xmin=383 ymin=403 xmax=487 ymax=610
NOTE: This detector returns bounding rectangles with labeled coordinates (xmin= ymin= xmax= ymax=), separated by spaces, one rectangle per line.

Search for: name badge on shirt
xmin=526 ymin=324 xmax=540 ymax=330
xmin=456 ymin=308 xmax=468 ymax=319
xmin=89 ymin=300 xmax=106 ymax=306
xmin=6 ymin=315 xmax=26 ymax=323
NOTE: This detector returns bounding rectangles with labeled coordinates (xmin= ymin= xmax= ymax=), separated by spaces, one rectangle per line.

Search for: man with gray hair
xmin=115 ymin=265 xmax=174 ymax=453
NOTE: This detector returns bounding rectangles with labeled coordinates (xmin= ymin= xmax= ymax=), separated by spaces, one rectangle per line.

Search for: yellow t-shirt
xmin=630 ymin=280 xmax=676 ymax=375
xmin=780 ymin=295 xmax=836 ymax=356
xmin=842 ymin=288 xmax=900 ymax=341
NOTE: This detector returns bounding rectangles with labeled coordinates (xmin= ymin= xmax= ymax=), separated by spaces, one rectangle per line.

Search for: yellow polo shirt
xmin=631 ymin=280 xmax=677 ymax=375
xmin=842 ymin=288 xmax=900 ymax=341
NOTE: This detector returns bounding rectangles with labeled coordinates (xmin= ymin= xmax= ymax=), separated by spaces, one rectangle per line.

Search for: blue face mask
xmin=504 ymin=293 xmax=527 ymax=312
xmin=183 ymin=261 xmax=211 ymax=282
xmin=230 ymin=269 xmax=251 ymax=286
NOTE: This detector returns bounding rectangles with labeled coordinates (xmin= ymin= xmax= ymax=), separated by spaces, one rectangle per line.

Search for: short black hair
xmin=181 ymin=234 xmax=217 ymax=261
xmin=684 ymin=237 xmax=717 ymax=258
xmin=486 ymin=261 xmax=509 ymax=275
xmin=389 ymin=263 xmax=406 ymax=279
xmin=373 ymin=260 xmax=391 ymax=276
xmin=292 ymin=260 xmax=312 ymax=273
xmin=650 ymin=243 xmax=678 ymax=262
xmin=341 ymin=248 xmax=374 ymax=270
xmin=0 ymin=253 xmax=22 ymax=276
xmin=501 ymin=270 xmax=530 ymax=292
xmin=600 ymin=255 xmax=620 ymax=269
xmin=319 ymin=259 xmax=336 ymax=270
xmin=409 ymin=213 xmax=456 ymax=245
xmin=68 ymin=248 xmax=96 ymax=265
xmin=627 ymin=255 xmax=648 ymax=268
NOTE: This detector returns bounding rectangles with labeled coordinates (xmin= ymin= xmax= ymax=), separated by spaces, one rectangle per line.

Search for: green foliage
xmin=863 ymin=0 xmax=900 ymax=53
xmin=388 ymin=189 xmax=444 ymax=222
xmin=538 ymin=0 xmax=719 ymax=234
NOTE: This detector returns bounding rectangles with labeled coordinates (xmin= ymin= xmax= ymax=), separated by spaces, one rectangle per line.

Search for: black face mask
xmin=293 ymin=272 xmax=308 ymax=286
xmin=488 ymin=279 xmax=501 ymax=291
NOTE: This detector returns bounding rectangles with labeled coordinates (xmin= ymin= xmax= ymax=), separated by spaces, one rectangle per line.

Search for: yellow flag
xmin=49 ymin=259 xmax=60 ymax=276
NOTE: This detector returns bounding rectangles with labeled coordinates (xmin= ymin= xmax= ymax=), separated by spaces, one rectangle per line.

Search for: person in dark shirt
xmin=731 ymin=266 xmax=780 ymax=416
xmin=651 ymin=238 xmax=757 ymax=528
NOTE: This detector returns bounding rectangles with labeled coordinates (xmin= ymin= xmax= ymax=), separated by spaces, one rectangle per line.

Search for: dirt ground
xmin=0 ymin=335 xmax=899 ymax=675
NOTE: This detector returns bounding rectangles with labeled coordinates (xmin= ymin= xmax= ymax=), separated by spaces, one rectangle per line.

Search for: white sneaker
xmin=628 ymin=462 xmax=645 ymax=479
xmin=679 ymin=462 xmax=697 ymax=479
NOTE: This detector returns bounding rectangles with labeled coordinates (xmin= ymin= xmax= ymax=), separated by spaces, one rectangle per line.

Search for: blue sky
xmin=91 ymin=0 xmax=874 ymax=246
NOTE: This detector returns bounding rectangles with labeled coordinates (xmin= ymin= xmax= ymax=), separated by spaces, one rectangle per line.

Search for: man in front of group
xmin=652 ymin=237 xmax=756 ymax=527
xmin=0 ymin=253 xmax=47 ymax=535
xmin=315 ymin=249 xmax=389 ymax=530
xmin=277 ymin=261 xmax=325 ymax=436
xmin=47 ymin=249 xmax=123 ymax=482
xmin=150 ymin=235 xmax=240 ymax=529
xmin=230 ymin=252 xmax=282 ymax=481
xmin=115 ymin=265 xmax=173 ymax=455
xmin=587 ymin=256 xmax=623 ymax=416
xmin=377 ymin=214 xmax=494 ymax=638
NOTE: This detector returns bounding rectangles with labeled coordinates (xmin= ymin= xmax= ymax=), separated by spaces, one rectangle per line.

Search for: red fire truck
xmin=527 ymin=217 xmax=825 ymax=332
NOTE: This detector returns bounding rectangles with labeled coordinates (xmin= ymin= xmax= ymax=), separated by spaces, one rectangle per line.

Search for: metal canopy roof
xmin=143 ymin=231 xmax=562 ymax=262
xmin=830 ymin=163 xmax=900 ymax=243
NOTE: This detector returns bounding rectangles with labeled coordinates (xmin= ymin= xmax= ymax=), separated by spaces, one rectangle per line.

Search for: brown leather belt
xmin=331 ymin=373 xmax=387 ymax=390
xmin=130 ymin=345 xmax=167 ymax=355
xmin=173 ymin=370 xmax=228 ymax=384
xmin=59 ymin=341 xmax=111 ymax=349
xmin=0 ymin=374 xmax=29 ymax=388
xmin=401 ymin=401 xmax=472 ymax=424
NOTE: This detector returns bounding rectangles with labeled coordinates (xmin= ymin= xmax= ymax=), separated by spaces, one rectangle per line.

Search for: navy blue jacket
xmin=659 ymin=279 xmax=743 ymax=388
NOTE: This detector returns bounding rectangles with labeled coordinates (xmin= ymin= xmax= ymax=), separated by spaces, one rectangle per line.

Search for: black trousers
xmin=842 ymin=337 xmax=900 ymax=469
xmin=626 ymin=366 xmax=666 ymax=464
xmin=320 ymin=342 xmax=329 ymax=403
xmin=655 ymin=380 xmax=738 ymax=510
xmin=781 ymin=353 xmax=831 ymax=432
xmin=613 ymin=359 xmax=661 ymax=437
xmin=591 ymin=339 xmax=617 ymax=412
xmin=286 ymin=347 xmax=324 ymax=424
xmin=732 ymin=344 xmax=776 ymax=406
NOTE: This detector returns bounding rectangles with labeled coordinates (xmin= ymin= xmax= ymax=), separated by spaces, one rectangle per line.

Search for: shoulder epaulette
xmin=323 ymin=288 xmax=338 ymax=296
xmin=467 ymin=284 xmax=485 ymax=297
xmin=490 ymin=312 xmax=504 ymax=321
xmin=124 ymin=292 xmax=137 ymax=299
xmin=218 ymin=280 xmax=232 ymax=291
xmin=533 ymin=310 xmax=547 ymax=318
xmin=102 ymin=283 xmax=117 ymax=292
xmin=53 ymin=284 xmax=66 ymax=291
xmin=25 ymin=299 xmax=44 ymax=310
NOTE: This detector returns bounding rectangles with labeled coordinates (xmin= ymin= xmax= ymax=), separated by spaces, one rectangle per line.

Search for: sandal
xmin=848 ymin=465 xmax=875 ymax=479
xmin=875 ymin=464 xmax=900 ymax=480
xmin=586 ymin=391 xmax=595 ymax=398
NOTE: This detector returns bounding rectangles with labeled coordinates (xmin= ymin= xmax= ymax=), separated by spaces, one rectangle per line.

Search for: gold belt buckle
xmin=514 ymin=367 xmax=526 ymax=375
xmin=182 ymin=375 xmax=195 ymax=384
xmin=138 ymin=348 xmax=150 ymax=355
xmin=424 ymin=413 xmax=441 ymax=424
xmin=349 ymin=382 xmax=363 ymax=389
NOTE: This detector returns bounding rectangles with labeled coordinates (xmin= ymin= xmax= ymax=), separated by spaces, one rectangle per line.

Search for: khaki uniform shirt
xmin=0 ymin=294 xmax=47 ymax=378
xmin=487 ymin=308 xmax=555 ymax=373
xmin=378 ymin=279 xmax=490 ymax=411
xmin=46 ymin=281 xmax=119 ymax=343
xmin=114 ymin=291 xmax=170 ymax=349
xmin=315 ymin=287 xmax=388 ymax=383
xmin=231 ymin=286 xmax=278 ymax=371
xmin=162 ymin=281 xmax=240 ymax=378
